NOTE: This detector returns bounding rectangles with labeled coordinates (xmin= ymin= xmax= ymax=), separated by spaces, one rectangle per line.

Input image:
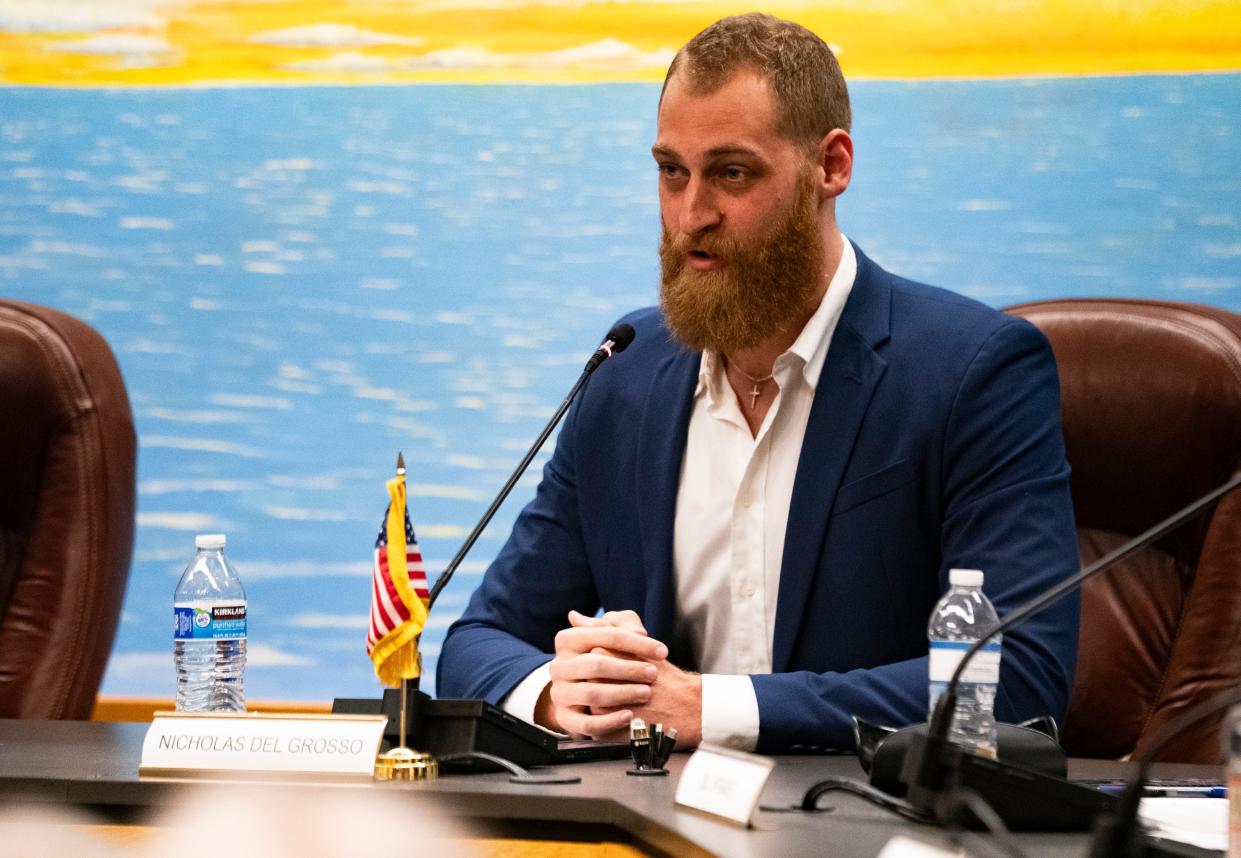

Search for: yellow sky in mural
xmin=0 ymin=0 xmax=1238 ymax=85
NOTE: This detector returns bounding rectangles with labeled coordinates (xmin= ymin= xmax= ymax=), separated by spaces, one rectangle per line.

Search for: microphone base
xmin=334 ymin=690 xmax=557 ymax=768
xmin=901 ymin=731 xmax=1119 ymax=832
xmin=333 ymin=691 xmax=630 ymax=770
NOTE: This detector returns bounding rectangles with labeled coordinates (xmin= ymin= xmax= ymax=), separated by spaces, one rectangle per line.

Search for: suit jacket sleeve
xmin=751 ymin=317 xmax=1079 ymax=752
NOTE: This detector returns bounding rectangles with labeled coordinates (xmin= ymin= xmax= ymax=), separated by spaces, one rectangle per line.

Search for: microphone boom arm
xmin=931 ymin=470 xmax=1241 ymax=739
xmin=426 ymin=368 xmax=590 ymax=609
xmin=426 ymin=324 xmax=634 ymax=609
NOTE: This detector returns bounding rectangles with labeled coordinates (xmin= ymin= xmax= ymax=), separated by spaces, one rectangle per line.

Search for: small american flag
xmin=366 ymin=472 xmax=430 ymax=685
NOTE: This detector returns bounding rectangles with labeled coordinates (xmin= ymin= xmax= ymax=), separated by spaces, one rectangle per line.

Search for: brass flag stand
xmin=374 ymin=675 xmax=437 ymax=781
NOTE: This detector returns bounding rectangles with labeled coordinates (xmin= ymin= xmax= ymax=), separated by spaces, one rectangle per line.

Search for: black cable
xmin=435 ymin=751 xmax=581 ymax=784
xmin=763 ymin=777 xmax=934 ymax=823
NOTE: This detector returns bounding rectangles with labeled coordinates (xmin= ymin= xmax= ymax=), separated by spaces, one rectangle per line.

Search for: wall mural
xmin=1 ymin=0 xmax=1238 ymax=702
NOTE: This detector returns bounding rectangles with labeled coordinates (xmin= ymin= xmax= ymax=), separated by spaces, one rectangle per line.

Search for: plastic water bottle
xmin=174 ymin=534 xmax=247 ymax=712
xmin=928 ymin=568 xmax=1002 ymax=758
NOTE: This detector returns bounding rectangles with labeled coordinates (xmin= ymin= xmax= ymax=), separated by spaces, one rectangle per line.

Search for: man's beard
xmin=659 ymin=178 xmax=825 ymax=354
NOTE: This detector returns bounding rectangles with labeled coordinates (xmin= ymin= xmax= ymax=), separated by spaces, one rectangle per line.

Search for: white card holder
xmin=139 ymin=711 xmax=388 ymax=780
xmin=674 ymin=743 xmax=776 ymax=827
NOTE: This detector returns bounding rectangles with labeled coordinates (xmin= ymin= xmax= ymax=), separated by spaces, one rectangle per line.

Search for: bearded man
xmin=437 ymin=14 xmax=1080 ymax=753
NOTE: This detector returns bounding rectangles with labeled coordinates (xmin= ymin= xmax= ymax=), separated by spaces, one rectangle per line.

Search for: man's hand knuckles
xmin=581 ymin=684 xmax=620 ymax=708
xmin=604 ymin=609 xmax=644 ymax=630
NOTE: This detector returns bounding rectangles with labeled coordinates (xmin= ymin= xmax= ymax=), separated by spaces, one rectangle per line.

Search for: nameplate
xmin=674 ymin=743 xmax=775 ymax=827
xmin=139 ymin=711 xmax=388 ymax=780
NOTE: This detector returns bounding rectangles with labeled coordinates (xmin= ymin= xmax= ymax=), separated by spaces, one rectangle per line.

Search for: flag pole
xmin=399 ymin=676 xmax=408 ymax=749
xmin=393 ymin=453 xmax=412 ymax=755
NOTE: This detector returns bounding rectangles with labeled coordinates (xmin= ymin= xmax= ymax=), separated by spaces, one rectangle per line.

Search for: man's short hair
xmin=663 ymin=13 xmax=852 ymax=147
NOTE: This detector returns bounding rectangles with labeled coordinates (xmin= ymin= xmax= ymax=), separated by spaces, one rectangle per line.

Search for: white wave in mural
xmin=28 ymin=239 xmax=107 ymax=257
xmin=139 ymin=478 xmax=258 ymax=495
xmin=49 ymin=199 xmax=103 ymax=216
xmin=141 ymin=435 xmax=265 ymax=457
xmin=145 ymin=407 xmax=254 ymax=423
xmin=104 ymin=652 xmax=170 ymax=677
xmin=244 ymin=643 xmax=316 ymax=668
xmin=407 ymin=38 xmax=674 ymax=73
xmin=282 ymin=51 xmax=399 ymax=73
xmin=289 ymin=612 xmax=368 ymax=630
xmin=264 ymin=506 xmax=353 ymax=522
xmin=48 ymin=33 xmax=174 ymax=56
xmin=240 ymin=560 xmax=371 ymax=580
xmin=210 ymin=393 xmax=293 ymax=410
xmin=251 ymin=23 xmax=424 ymax=48
xmin=263 ymin=157 xmax=319 ymax=171
xmin=120 ymin=215 xmax=174 ymax=229
xmin=410 ymin=483 xmax=489 ymax=501
xmin=136 ymin=511 xmax=227 ymax=531
xmin=244 ymin=260 xmax=287 ymax=274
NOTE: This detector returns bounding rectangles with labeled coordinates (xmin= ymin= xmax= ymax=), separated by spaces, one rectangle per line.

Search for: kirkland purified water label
xmin=928 ymin=639 xmax=1001 ymax=685
xmin=174 ymin=603 xmax=247 ymax=640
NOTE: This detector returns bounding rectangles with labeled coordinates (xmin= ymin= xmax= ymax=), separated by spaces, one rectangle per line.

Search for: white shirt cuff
xmin=700 ymin=674 xmax=760 ymax=751
xmin=499 ymin=661 xmax=553 ymax=726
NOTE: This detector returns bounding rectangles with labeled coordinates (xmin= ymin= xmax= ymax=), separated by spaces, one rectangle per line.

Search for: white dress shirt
xmin=502 ymin=236 xmax=857 ymax=750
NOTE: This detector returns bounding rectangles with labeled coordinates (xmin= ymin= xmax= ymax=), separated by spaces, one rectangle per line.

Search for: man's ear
xmin=815 ymin=129 xmax=853 ymax=201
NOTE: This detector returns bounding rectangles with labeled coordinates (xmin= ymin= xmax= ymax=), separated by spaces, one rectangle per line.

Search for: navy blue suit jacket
xmin=438 ymin=244 xmax=1080 ymax=752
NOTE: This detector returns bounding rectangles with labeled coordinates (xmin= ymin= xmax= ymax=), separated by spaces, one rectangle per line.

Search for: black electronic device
xmin=898 ymin=472 xmax=1241 ymax=834
xmin=335 ymin=324 xmax=637 ymax=769
xmin=862 ymin=718 xmax=1067 ymax=799
xmin=332 ymin=690 xmax=630 ymax=769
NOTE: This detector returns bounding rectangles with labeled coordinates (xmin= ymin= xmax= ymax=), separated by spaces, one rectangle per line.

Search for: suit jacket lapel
xmin=636 ymin=346 xmax=700 ymax=646
xmin=772 ymin=245 xmax=893 ymax=672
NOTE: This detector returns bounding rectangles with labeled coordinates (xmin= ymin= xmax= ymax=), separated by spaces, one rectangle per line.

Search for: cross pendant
xmin=749 ymin=384 xmax=762 ymax=410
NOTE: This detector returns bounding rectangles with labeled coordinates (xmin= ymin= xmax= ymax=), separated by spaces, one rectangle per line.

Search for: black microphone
xmin=900 ymin=470 xmax=1241 ymax=827
xmin=584 ymin=323 xmax=636 ymax=374
xmin=426 ymin=322 xmax=635 ymax=607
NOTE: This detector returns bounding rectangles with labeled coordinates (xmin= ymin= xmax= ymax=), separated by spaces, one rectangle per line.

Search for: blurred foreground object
xmin=0 ymin=784 xmax=475 ymax=858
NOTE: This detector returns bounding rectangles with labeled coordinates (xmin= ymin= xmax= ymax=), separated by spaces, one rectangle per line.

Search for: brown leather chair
xmin=0 ymin=299 xmax=135 ymax=719
xmin=1006 ymin=298 xmax=1241 ymax=763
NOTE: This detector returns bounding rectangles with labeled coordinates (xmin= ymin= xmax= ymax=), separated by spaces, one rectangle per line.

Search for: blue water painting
xmin=1 ymin=75 xmax=1237 ymax=702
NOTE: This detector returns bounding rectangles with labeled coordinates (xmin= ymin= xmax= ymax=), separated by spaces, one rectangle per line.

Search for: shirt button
xmin=739 ymin=580 xmax=756 ymax=597
xmin=741 ymin=494 xmax=753 ymax=508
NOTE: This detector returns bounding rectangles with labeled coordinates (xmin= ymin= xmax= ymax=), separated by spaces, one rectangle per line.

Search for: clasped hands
xmin=533 ymin=609 xmax=703 ymax=748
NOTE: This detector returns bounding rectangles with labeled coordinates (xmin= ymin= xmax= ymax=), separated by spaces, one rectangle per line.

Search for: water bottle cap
xmin=949 ymin=568 xmax=984 ymax=587
xmin=195 ymin=534 xmax=226 ymax=550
